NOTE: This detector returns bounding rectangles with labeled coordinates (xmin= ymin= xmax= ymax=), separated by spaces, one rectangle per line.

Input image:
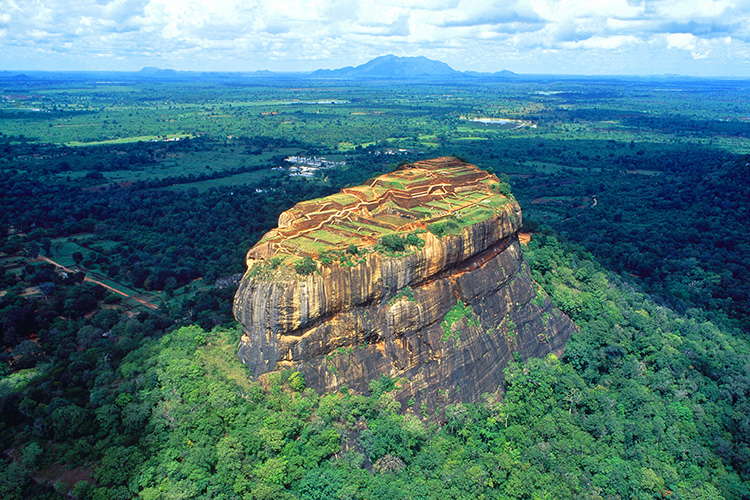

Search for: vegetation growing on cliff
xmin=377 ymin=232 xmax=424 ymax=255
xmin=441 ymin=299 xmax=479 ymax=347
xmin=294 ymin=256 xmax=318 ymax=276
xmin=427 ymin=216 xmax=460 ymax=238
xmin=387 ymin=286 xmax=415 ymax=306
xmin=318 ymin=247 xmax=366 ymax=268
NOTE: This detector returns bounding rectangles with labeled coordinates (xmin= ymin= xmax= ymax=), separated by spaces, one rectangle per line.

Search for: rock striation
xmin=234 ymin=157 xmax=576 ymax=408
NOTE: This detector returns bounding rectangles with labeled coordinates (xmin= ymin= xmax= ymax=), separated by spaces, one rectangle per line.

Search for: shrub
xmin=319 ymin=252 xmax=334 ymax=266
xmin=429 ymin=219 xmax=459 ymax=238
xmin=497 ymin=182 xmax=512 ymax=196
xmin=388 ymin=286 xmax=415 ymax=306
xmin=380 ymin=234 xmax=406 ymax=252
xmin=405 ymin=233 xmax=422 ymax=247
xmin=380 ymin=233 xmax=423 ymax=253
xmin=268 ymin=257 xmax=283 ymax=269
xmin=288 ymin=371 xmax=306 ymax=392
xmin=428 ymin=223 xmax=445 ymax=238
xmin=295 ymin=256 xmax=317 ymax=275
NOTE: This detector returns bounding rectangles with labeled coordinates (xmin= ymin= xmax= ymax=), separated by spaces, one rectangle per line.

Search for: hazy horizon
xmin=4 ymin=59 xmax=750 ymax=80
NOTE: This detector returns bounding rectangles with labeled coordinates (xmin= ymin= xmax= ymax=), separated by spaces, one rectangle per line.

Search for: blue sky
xmin=1 ymin=0 xmax=749 ymax=76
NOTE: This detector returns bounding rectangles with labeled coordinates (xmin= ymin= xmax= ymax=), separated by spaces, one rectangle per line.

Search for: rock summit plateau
xmin=234 ymin=157 xmax=576 ymax=407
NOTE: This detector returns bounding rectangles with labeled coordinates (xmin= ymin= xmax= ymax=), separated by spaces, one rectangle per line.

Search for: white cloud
xmin=0 ymin=0 xmax=750 ymax=74
xmin=665 ymin=32 xmax=716 ymax=58
xmin=562 ymin=34 xmax=640 ymax=50
xmin=652 ymin=0 xmax=735 ymax=20
xmin=530 ymin=0 xmax=646 ymax=22
xmin=379 ymin=0 xmax=459 ymax=9
xmin=426 ymin=0 xmax=541 ymax=27
xmin=666 ymin=32 xmax=699 ymax=50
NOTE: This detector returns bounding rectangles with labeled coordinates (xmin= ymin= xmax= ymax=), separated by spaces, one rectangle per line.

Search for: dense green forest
xmin=2 ymin=73 xmax=750 ymax=499
xmin=3 ymin=238 xmax=748 ymax=499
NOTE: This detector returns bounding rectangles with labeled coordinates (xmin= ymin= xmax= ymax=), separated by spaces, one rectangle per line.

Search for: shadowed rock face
xmin=234 ymin=157 xmax=576 ymax=408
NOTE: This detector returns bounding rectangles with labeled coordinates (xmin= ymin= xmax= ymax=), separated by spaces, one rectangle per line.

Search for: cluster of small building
xmin=149 ymin=136 xmax=184 ymax=143
xmin=282 ymin=156 xmax=346 ymax=177
xmin=371 ymin=148 xmax=411 ymax=155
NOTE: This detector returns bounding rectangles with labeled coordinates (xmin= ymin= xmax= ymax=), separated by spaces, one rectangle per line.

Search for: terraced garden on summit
xmin=247 ymin=157 xmax=514 ymax=269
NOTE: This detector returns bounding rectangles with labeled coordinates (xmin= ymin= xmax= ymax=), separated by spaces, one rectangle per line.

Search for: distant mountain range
xmin=133 ymin=55 xmax=517 ymax=80
xmin=0 ymin=57 xmax=726 ymax=81
xmin=312 ymin=55 xmax=516 ymax=80
xmin=0 ymin=56 xmax=530 ymax=82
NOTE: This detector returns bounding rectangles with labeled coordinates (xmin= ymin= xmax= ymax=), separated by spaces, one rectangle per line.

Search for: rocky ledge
xmin=234 ymin=157 xmax=576 ymax=408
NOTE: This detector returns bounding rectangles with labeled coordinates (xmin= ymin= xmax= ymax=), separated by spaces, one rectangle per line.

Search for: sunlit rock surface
xmin=234 ymin=157 xmax=576 ymax=407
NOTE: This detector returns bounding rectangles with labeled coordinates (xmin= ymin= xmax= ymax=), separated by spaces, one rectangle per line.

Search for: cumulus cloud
xmin=665 ymin=32 xmax=718 ymax=59
xmin=430 ymin=1 xmax=541 ymax=28
xmin=561 ymin=34 xmax=640 ymax=50
xmin=0 ymin=0 xmax=749 ymax=74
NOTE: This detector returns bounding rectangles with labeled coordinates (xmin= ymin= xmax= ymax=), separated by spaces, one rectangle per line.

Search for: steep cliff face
xmin=234 ymin=157 xmax=576 ymax=407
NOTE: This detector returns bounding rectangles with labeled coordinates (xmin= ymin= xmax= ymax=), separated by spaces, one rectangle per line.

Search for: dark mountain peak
xmin=138 ymin=67 xmax=178 ymax=77
xmin=312 ymin=54 xmax=459 ymax=79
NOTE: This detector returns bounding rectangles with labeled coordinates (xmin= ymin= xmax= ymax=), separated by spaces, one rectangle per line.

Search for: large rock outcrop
xmin=234 ymin=157 xmax=576 ymax=408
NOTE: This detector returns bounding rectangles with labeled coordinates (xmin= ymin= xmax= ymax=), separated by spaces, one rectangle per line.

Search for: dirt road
xmin=38 ymin=256 xmax=159 ymax=310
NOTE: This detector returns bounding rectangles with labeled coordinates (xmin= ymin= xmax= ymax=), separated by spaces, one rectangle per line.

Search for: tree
xmin=380 ymin=234 xmax=406 ymax=252
xmin=26 ymin=243 xmax=39 ymax=259
xmin=295 ymin=257 xmax=317 ymax=276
